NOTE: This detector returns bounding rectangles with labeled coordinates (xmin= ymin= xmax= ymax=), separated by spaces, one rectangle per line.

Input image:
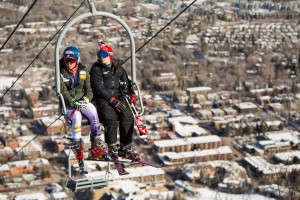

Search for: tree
xmin=259 ymin=120 xmax=268 ymax=133
xmin=41 ymin=168 xmax=46 ymax=179
xmin=172 ymin=192 xmax=186 ymax=200
xmin=46 ymin=169 xmax=50 ymax=178
xmin=0 ymin=176 xmax=5 ymax=185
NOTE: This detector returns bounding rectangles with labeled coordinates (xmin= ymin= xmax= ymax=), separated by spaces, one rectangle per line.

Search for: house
xmin=153 ymin=135 xmax=222 ymax=153
xmin=186 ymin=86 xmax=212 ymax=96
xmin=85 ymin=166 xmax=165 ymax=186
xmin=30 ymin=104 xmax=60 ymax=119
xmin=234 ymin=102 xmax=258 ymax=114
xmin=158 ymin=146 xmax=232 ymax=165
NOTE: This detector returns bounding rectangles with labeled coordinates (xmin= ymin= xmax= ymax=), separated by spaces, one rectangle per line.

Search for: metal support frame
xmin=54 ymin=0 xmax=144 ymax=115
xmin=55 ymin=0 xmax=145 ymax=191
xmin=65 ymin=146 xmax=108 ymax=192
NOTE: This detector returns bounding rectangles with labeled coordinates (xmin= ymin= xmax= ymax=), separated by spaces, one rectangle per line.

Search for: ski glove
xmin=130 ymin=94 xmax=137 ymax=103
xmin=81 ymin=96 xmax=90 ymax=103
xmin=75 ymin=101 xmax=87 ymax=111
xmin=70 ymin=99 xmax=87 ymax=111
xmin=109 ymin=96 xmax=126 ymax=112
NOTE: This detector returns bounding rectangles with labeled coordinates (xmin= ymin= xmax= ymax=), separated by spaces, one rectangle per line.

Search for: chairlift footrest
xmin=66 ymin=178 xmax=107 ymax=192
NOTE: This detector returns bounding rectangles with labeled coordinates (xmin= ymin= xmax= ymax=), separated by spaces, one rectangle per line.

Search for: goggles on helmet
xmin=97 ymin=51 xmax=110 ymax=59
xmin=64 ymin=58 xmax=76 ymax=64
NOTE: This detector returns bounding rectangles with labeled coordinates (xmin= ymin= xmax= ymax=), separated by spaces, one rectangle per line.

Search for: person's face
xmin=101 ymin=56 xmax=111 ymax=65
xmin=98 ymin=51 xmax=111 ymax=65
xmin=64 ymin=58 xmax=77 ymax=69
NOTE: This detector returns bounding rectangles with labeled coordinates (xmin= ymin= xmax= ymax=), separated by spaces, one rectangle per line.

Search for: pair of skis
xmin=119 ymin=81 xmax=148 ymax=137
xmin=85 ymin=156 xmax=162 ymax=176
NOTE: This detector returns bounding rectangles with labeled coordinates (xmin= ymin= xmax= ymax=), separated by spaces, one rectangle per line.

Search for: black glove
xmin=109 ymin=96 xmax=126 ymax=112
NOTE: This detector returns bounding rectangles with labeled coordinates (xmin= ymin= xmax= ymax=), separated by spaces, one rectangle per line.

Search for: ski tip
xmin=120 ymin=171 xmax=129 ymax=175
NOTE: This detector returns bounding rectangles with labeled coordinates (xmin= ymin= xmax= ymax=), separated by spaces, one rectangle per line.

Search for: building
xmin=153 ymin=135 xmax=222 ymax=153
xmin=85 ymin=166 xmax=165 ymax=186
xmin=234 ymin=102 xmax=258 ymax=113
xmin=244 ymin=156 xmax=300 ymax=181
xmin=30 ymin=104 xmax=60 ymax=119
xmin=158 ymin=146 xmax=232 ymax=165
xmin=186 ymin=86 xmax=212 ymax=97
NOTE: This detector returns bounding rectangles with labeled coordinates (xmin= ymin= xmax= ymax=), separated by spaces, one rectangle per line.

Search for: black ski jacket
xmin=90 ymin=59 xmax=135 ymax=101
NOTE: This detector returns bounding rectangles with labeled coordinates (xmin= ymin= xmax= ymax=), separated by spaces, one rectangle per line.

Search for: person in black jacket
xmin=90 ymin=40 xmax=139 ymax=160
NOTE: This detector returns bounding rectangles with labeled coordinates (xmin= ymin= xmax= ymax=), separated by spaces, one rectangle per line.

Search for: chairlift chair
xmin=54 ymin=0 xmax=144 ymax=192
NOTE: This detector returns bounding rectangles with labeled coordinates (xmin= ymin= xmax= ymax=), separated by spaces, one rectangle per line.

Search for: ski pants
xmin=94 ymin=99 xmax=134 ymax=146
xmin=64 ymin=102 xmax=101 ymax=140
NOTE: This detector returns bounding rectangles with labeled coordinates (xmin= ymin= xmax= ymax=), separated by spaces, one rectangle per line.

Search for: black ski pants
xmin=95 ymin=99 xmax=134 ymax=146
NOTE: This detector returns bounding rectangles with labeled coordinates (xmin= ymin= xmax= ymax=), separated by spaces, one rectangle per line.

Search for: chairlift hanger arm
xmin=55 ymin=0 xmax=144 ymax=115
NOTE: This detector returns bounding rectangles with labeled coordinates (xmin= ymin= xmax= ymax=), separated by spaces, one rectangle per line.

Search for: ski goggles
xmin=64 ymin=58 xmax=76 ymax=64
xmin=97 ymin=51 xmax=110 ymax=59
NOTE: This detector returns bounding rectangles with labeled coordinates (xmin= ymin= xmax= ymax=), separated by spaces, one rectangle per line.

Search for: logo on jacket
xmin=80 ymin=71 xmax=87 ymax=80
xmin=60 ymin=74 xmax=70 ymax=82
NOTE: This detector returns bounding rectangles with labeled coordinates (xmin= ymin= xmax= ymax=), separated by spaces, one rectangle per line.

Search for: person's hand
xmin=70 ymin=99 xmax=87 ymax=111
xmin=74 ymin=101 xmax=87 ymax=111
xmin=109 ymin=96 xmax=126 ymax=112
xmin=81 ymin=96 xmax=90 ymax=103
xmin=130 ymin=94 xmax=137 ymax=103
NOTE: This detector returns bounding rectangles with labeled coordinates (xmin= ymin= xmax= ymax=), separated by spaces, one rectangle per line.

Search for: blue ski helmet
xmin=63 ymin=46 xmax=80 ymax=63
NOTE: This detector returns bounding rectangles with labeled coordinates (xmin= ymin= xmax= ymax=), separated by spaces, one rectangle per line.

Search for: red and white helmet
xmin=100 ymin=45 xmax=113 ymax=60
xmin=97 ymin=39 xmax=113 ymax=60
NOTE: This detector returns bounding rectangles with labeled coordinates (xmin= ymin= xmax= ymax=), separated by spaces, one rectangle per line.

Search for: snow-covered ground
xmin=192 ymin=188 xmax=275 ymax=200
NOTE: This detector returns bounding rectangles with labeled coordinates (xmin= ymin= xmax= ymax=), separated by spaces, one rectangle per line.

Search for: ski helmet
xmin=97 ymin=45 xmax=113 ymax=60
xmin=63 ymin=46 xmax=80 ymax=63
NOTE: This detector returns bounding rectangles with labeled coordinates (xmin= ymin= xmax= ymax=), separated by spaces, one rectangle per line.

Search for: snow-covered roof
xmin=154 ymin=135 xmax=221 ymax=148
xmin=175 ymin=123 xmax=208 ymax=137
xmin=265 ymin=130 xmax=300 ymax=144
xmin=159 ymin=146 xmax=232 ymax=163
xmin=168 ymin=115 xmax=199 ymax=125
xmin=14 ymin=192 xmax=47 ymax=200
xmin=85 ymin=166 xmax=165 ymax=180
xmin=0 ymin=76 xmax=21 ymax=90
xmin=186 ymin=86 xmax=212 ymax=92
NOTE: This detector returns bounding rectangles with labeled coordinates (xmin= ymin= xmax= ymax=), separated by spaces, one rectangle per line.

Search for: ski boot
xmin=89 ymin=135 xmax=108 ymax=159
xmin=118 ymin=144 xmax=140 ymax=161
xmin=108 ymin=143 xmax=119 ymax=160
xmin=71 ymin=139 xmax=87 ymax=174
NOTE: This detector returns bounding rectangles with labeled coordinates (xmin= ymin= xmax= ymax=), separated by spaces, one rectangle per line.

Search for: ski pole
xmin=60 ymin=108 xmax=77 ymax=130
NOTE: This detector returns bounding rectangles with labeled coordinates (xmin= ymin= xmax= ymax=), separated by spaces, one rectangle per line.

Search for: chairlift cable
xmin=123 ymin=0 xmax=198 ymax=63
xmin=0 ymin=0 xmax=38 ymax=52
xmin=0 ymin=0 xmax=86 ymax=103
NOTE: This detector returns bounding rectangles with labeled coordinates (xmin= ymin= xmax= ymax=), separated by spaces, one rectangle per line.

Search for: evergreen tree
xmin=41 ymin=168 xmax=46 ymax=179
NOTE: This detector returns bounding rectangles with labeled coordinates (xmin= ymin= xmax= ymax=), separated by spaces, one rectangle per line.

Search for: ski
xmin=86 ymin=156 xmax=129 ymax=175
xmin=85 ymin=157 xmax=132 ymax=164
xmin=111 ymin=156 xmax=129 ymax=176
xmin=114 ymin=162 xmax=129 ymax=175
xmin=134 ymin=159 xmax=163 ymax=168
xmin=117 ymin=156 xmax=163 ymax=168
xmin=119 ymin=81 xmax=149 ymax=136
xmin=132 ymin=115 xmax=148 ymax=136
